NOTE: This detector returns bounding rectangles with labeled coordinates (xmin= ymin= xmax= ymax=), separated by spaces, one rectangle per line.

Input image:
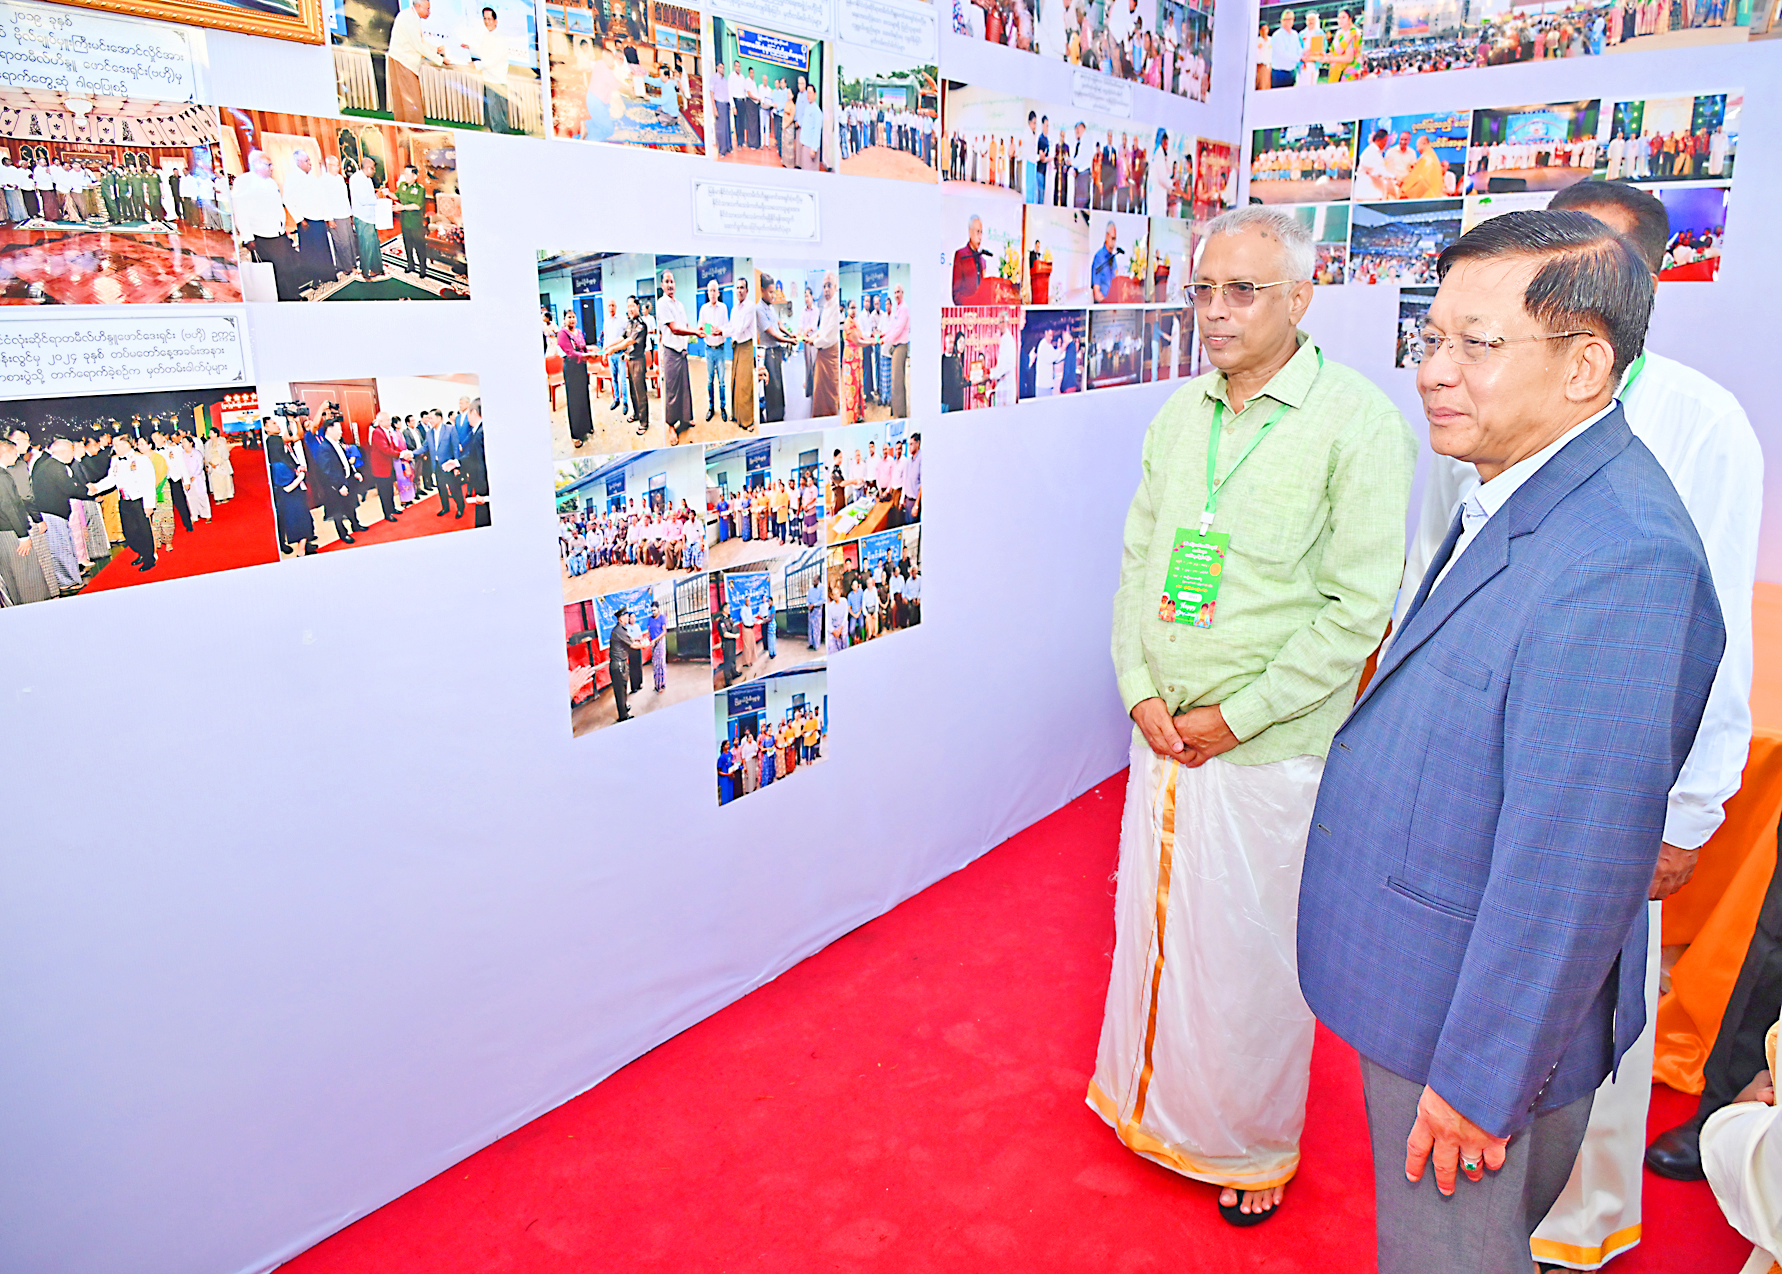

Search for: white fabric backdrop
xmin=0 ymin=19 xmax=1248 ymax=1274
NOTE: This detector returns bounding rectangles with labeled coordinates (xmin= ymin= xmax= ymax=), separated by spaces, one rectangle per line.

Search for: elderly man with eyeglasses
xmin=1093 ymin=205 xmax=1415 ymax=1226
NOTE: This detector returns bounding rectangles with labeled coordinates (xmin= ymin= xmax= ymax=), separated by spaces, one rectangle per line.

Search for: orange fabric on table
xmin=1654 ymin=583 xmax=1782 ymax=1093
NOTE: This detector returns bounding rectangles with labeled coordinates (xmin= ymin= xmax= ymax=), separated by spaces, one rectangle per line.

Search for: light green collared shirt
xmin=1112 ymin=331 xmax=1416 ymax=765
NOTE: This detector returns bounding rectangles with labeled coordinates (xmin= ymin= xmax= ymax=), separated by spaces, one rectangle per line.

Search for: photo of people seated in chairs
xmin=555 ymin=443 xmax=706 ymax=603
xmin=823 ymin=421 xmax=920 ymax=545
xmin=564 ymin=573 xmax=711 ymax=737
xmin=546 ymin=0 xmax=704 ymax=150
xmin=0 ymin=386 xmax=273 ymax=608
xmin=219 ymin=108 xmax=470 ymax=301
xmin=710 ymin=545 xmax=827 ymax=688
xmin=261 ymin=374 xmax=487 ymax=557
xmin=0 ymin=91 xmax=241 ymax=305
xmin=821 ymin=523 xmax=920 ymax=651
xmin=715 ymin=663 xmax=828 ymax=806
xmin=539 ymin=252 xmax=773 ymax=457
xmin=705 ymin=432 xmax=825 ymax=571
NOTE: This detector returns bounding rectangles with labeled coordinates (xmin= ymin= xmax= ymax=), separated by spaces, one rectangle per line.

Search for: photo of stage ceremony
xmin=710 ymin=544 xmax=827 ymax=689
xmin=836 ymin=41 xmax=938 ymax=182
xmin=329 ymin=0 xmax=547 ymax=137
xmin=947 ymin=194 xmax=1022 ymax=307
xmin=1023 ymin=207 xmax=1149 ymax=305
xmin=1353 ymin=111 xmax=1469 ymax=200
xmin=0 ymin=386 xmax=272 ymax=608
xmin=1145 ymin=304 xmax=1193 ymax=381
xmin=564 ymin=571 xmax=711 ymax=736
xmin=951 ymin=0 xmax=1214 ymax=102
xmin=219 ymin=108 xmax=470 ymax=301
xmin=1147 ymin=215 xmax=1193 ymax=301
xmin=1467 ymin=100 xmax=1602 ymax=194
xmin=0 ymin=91 xmax=241 ymax=305
xmin=822 ymin=520 xmax=920 ymax=650
xmin=705 ymin=431 xmax=825 ymax=571
xmin=1248 ymin=120 xmax=1355 ymax=204
xmin=1604 ymin=91 xmax=1739 ymax=183
xmin=1192 ymin=136 xmax=1236 ymax=218
xmin=1087 ymin=307 xmax=1146 ymax=389
xmin=714 ymin=662 xmax=828 ymax=806
xmin=541 ymin=251 xmax=801 ymax=456
xmin=1348 ymin=198 xmax=1461 ymax=284
xmin=940 ymin=303 xmax=1020 ymax=411
xmin=1653 ymin=182 xmax=1730 ymax=281
xmin=545 ymin=0 xmax=704 ymax=150
xmin=824 ymin=419 xmax=920 ymax=545
xmin=1018 ymin=306 xmax=1085 ymax=398
xmin=837 ymin=261 xmax=912 ymax=422
xmin=259 ymin=374 xmax=486 ymax=558
xmin=555 ymin=443 xmax=705 ymax=604
xmin=707 ymin=18 xmax=830 ymax=171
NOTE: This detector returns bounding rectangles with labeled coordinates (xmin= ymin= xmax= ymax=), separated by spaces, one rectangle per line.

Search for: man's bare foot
xmin=1218 ymin=1185 xmax=1285 ymax=1215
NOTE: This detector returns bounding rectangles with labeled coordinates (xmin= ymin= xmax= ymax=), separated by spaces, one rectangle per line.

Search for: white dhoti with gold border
xmin=1088 ymin=739 xmax=1322 ymax=1190
xmin=1532 ymin=901 xmax=1662 ymax=1268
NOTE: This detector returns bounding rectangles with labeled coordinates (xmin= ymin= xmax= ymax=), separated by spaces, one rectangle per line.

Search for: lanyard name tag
xmin=1160 ymin=528 xmax=1228 ymax=628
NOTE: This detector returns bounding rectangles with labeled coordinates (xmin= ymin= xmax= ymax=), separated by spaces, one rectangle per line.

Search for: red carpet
xmin=317 ymin=491 xmax=484 ymax=553
xmin=83 ymin=444 xmax=278 ymax=594
xmin=283 ymin=773 xmax=1753 ymax=1273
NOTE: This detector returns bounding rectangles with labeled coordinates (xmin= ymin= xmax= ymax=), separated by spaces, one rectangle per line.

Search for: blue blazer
xmin=1297 ymin=406 xmax=1723 ymax=1137
xmin=432 ymin=423 xmax=461 ymax=466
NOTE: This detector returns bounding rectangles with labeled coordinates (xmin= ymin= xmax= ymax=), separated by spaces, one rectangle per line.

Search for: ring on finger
xmin=1461 ymin=1157 xmax=1480 ymax=1172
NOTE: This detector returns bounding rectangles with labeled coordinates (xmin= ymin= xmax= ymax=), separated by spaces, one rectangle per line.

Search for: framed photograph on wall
xmin=55 ymin=0 xmax=325 ymax=44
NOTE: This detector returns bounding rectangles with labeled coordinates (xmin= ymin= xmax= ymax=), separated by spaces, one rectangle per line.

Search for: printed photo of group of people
xmin=941 ymin=195 xmax=1200 ymax=410
xmin=0 ymin=376 xmax=488 ymax=610
xmin=1256 ymin=0 xmax=1753 ymax=90
xmin=555 ymin=407 xmax=923 ymax=754
xmin=545 ymin=0 xmax=704 ymax=150
xmin=951 ymin=0 xmax=1215 ymax=101
xmin=1250 ymin=91 xmax=1739 ymax=288
xmin=0 ymin=91 xmax=474 ymax=307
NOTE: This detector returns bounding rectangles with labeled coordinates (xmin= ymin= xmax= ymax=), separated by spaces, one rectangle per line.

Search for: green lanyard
xmin=1619 ymin=352 xmax=1647 ymax=397
xmin=1201 ymin=349 xmax=1322 ymax=537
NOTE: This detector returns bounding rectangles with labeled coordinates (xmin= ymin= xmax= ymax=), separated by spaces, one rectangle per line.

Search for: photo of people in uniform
xmin=822 ymin=521 xmax=920 ymax=651
xmin=836 ymin=35 xmax=938 ymax=183
xmin=547 ymin=0 xmax=704 ymax=150
xmin=837 ymin=261 xmax=912 ymax=422
xmin=708 ymin=18 xmax=830 ymax=171
xmin=1248 ymin=120 xmax=1356 ymax=204
xmin=260 ymin=375 xmax=487 ymax=557
xmin=219 ymin=108 xmax=469 ymax=301
xmin=541 ymin=252 xmax=804 ymax=456
xmin=330 ymin=0 xmax=547 ymax=137
xmin=556 ymin=444 xmax=706 ymax=603
xmin=714 ymin=662 xmax=828 ymax=805
xmin=565 ymin=572 xmax=711 ymax=736
xmin=710 ymin=545 xmax=826 ymax=688
xmin=705 ymin=431 xmax=825 ymax=571
xmin=0 ymin=92 xmax=240 ymax=304
xmin=1018 ymin=307 xmax=1085 ymax=399
xmin=0 ymin=387 xmax=272 ymax=607
xmin=823 ymin=420 xmax=920 ymax=545
xmin=941 ymin=304 xmax=1021 ymax=411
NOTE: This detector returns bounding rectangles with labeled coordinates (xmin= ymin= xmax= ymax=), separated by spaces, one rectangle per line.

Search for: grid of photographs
xmin=546 ymin=249 xmax=923 ymax=808
xmin=0 ymin=376 xmax=490 ymax=608
xmin=1255 ymin=0 xmax=1753 ymax=90
xmin=950 ymin=0 xmax=1214 ymax=102
xmin=1250 ymin=91 xmax=1740 ymax=290
xmin=942 ymin=193 xmax=1202 ymax=411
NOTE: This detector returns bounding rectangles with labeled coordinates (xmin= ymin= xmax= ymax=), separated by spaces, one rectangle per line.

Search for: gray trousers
xmin=1361 ymin=1055 xmax=1593 ymax=1274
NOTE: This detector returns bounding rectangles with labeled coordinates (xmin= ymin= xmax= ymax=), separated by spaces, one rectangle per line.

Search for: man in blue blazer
xmin=430 ymin=408 xmax=465 ymax=519
xmin=1297 ymin=210 xmax=1725 ymax=1273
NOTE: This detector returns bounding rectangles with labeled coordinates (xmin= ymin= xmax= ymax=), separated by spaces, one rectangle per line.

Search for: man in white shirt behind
xmin=386 ymin=0 xmax=446 ymax=125
xmin=232 ymin=150 xmax=298 ymax=301
xmin=1390 ymin=179 xmax=1764 ymax=1274
xmin=469 ymin=5 xmax=512 ymax=134
xmin=1353 ymin=126 xmax=1395 ymax=200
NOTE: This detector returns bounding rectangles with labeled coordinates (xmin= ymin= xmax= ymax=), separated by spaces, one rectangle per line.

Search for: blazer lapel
xmin=1355 ymin=406 xmax=1635 ymax=714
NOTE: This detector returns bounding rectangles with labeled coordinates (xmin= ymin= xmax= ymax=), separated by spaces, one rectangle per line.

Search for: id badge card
xmin=1160 ymin=529 xmax=1228 ymax=629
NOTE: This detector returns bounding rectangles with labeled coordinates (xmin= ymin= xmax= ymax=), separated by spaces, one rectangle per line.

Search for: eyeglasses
xmin=1184 ymin=280 xmax=1295 ymax=308
xmin=1415 ymin=329 xmax=1595 ymax=365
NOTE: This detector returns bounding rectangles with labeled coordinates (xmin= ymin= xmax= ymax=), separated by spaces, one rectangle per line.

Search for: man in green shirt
xmin=1089 ymin=205 xmax=1416 ymax=1226
xmin=394 ymin=165 xmax=428 ymax=280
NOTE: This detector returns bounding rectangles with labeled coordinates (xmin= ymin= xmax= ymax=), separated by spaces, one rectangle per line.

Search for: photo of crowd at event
xmin=1347 ymin=199 xmax=1461 ymax=284
xmin=707 ymin=434 xmax=826 ymax=571
xmin=263 ymin=378 xmax=488 ymax=557
xmin=546 ymin=0 xmax=704 ymax=150
xmin=943 ymin=83 xmax=1194 ymax=218
xmin=950 ymin=0 xmax=1213 ymax=101
xmin=555 ymin=445 xmax=706 ymax=601
xmin=1467 ymin=100 xmax=1603 ymax=194
xmin=1652 ymin=182 xmax=1729 ymax=281
xmin=836 ymin=48 xmax=939 ymax=182
xmin=1248 ymin=121 xmax=1355 ymax=204
xmin=0 ymin=388 xmax=271 ymax=607
xmin=822 ymin=524 xmax=921 ymax=651
xmin=1257 ymin=0 xmax=1750 ymax=89
xmin=0 ymin=92 xmax=241 ymax=305
xmin=220 ymin=109 xmax=469 ymax=301
xmin=714 ymin=663 xmax=828 ymax=805
xmin=708 ymin=19 xmax=829 ymax=171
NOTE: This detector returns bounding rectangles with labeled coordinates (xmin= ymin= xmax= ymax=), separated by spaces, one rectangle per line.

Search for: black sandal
xmin=1217 ymin=1193 xmax=1278 ymax=1228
